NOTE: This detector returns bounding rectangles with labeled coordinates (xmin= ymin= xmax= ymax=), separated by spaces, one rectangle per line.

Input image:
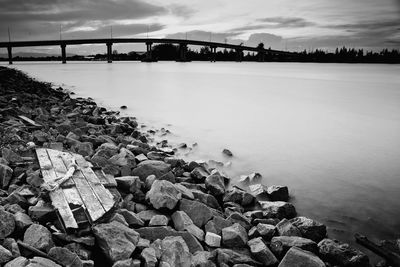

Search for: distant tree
xmin=257 ymin=43 xmax=265 ymax=50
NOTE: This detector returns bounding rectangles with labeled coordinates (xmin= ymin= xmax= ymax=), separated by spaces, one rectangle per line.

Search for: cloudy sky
xmin=1 ymin=0 xmax=399 ymax=54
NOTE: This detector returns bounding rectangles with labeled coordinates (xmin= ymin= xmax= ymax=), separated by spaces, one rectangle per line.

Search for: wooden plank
xmin=94 ymin=169 xmax=117 ymax=187
xmin=18 ymin=115 xmax=42 ymax=127
xmin=46 ymin=149 xmax=75 ymax=187
xmin=35 ymin=149 xmax=78 ymax=229
xmin=63 ymin=187 xmax=83 ymax=206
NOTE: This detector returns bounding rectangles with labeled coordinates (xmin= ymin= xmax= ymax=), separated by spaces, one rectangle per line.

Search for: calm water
xmin=7 ymin=61 xmax=400 ymax=253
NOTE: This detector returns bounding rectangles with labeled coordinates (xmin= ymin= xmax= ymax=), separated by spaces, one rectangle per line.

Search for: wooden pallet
xmin=36 ymin=148 xmax=115 ymax=231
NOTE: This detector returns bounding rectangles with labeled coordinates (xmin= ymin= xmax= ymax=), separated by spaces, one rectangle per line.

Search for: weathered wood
xmin=94 ymin=168 xmax=117 ymax=187
xmin=18 ymin=115 xmax=42 ymax=127
xmin=46 ymin=149 xmax=75 ymax=187
xmin=63 ymin=187 xmax=83 ymax=206
xmin=355 ymin=233 xmax=400 ymax=267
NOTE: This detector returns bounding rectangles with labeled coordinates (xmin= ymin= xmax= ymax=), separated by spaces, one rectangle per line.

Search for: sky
xmin=1 ymin=0 xmax=399 ymax=55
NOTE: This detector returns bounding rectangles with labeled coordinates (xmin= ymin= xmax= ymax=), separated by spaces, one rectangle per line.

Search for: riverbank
xmin=0 ymin=66 xmax=397 ymax=266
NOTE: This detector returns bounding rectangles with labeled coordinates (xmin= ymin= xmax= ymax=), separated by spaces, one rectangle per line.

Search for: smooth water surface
xmin=8 ymin=61 xmax=400 ymax=250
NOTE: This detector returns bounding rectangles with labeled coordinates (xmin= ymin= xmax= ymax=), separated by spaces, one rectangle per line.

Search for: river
xmin=6 ymin=61 xmax=400 ymax=253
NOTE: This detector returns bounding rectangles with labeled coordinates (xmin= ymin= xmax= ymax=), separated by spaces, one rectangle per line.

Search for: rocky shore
xmin=0 ymin=66 xmax=397 ymax=267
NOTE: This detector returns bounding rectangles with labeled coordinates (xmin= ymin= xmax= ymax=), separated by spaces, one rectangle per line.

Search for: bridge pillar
xmin=210 ymin=46 xmax=216 ymax=62
xmin=145 ymin=42 xmax=153 ymax=62
xmin=7 ymin=46 xmax=12 ymax=65
xmin=178 ymin=43 xmax=188 ymax=62
xmin=61 ymin=44 xmax=66 ymax=64
xmin=257 ymin=50 xmax=265 ymax=62
xmin=107 ymin=42 xmax=112 ymax=63
xmin=235 ymin=49 xmax=243 ymax=62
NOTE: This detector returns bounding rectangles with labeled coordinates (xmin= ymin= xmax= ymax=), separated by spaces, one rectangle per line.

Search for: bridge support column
xmin=107 ymin=42 xmax=112 ymax=63
xmin=210 ymin=46 xmax=216 ymax=62
xmin=145 ymin=42 xmax=153 ymax=62
xmin=178 ymin=44 xmax=188 ymax=62
xmin=7 ymin=46 xmax=12 ymax=65
xmin=236 ymin=49 xmax=243 ymax=62
xmin=257 ymin=51 xmax=265 ymax=62
xmin=61 ymin=44 xmax=66 ymax=64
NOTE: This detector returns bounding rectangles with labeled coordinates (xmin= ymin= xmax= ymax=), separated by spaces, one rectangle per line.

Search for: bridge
xmin=0 ymin=38 xmax=294 ymax=64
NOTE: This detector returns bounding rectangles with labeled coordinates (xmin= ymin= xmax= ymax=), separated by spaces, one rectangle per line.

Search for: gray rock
xmin=131 ymin=160 xmax=171 ymax=181
xmin=118 ymin=209 xmax=145 ymax=227
xmin=192 ymin=190 xmax=220 ymax=210
xmin=267 ymin=185 xmax=289 ymax=201
xmin=0 ymin=245 xmax=13 ymax=265
xmin=93 ymin=221 xmax=140 ymax=263
xmin=223 ymin=187 xmax=254 ymax=206
xmin=72 ymin=142 xmax=94 ymax=157
xmin=0 ymin=208 xmax=15 ymax=239
xmin=2 ymin=238 xmax=20 ymax=258
xmin=93 ymin=143 xmax=119 ymax=159
xmin=260 ymin=201 xmax=297 ymax=219
xmin=4 ymin=256 xmax=29 ymax=267
xmin=318 ymin=238 xmax=369 ymax=267
xmin=256 ymin=223 xmax=276 ymax=240
xmin=290 ymin=216 xmax=327 ymax=242
xmin=222 ymin=149 xmax=233 ymax=157
xmin=27 ymin=256 xmax=62 ymax=267
xmin=160 ymin=236 xmax=192 ymax=267
xmin=222 ymin=223 xmax=248 ymax=248
xmin=115 ymin=176 xmax=141 ymax=191
xmin=192 ymin=251 xmax=216 ymax=267
xmin=276 ymin=219 xmax=302 ymax=237
xmin=213 ymin=249 xmax=262 ymax=266
xmin=48 ymin=247 xmax=83 ymax=267
xmin=112 ymin=259 xmax=134 ymax=267
xmin=149 ymin=215 xmax=169 ymax=226
xmin=204 ymin=216 xmax=232 ymax=236
xmin=14 ymin=212 xmax=33 ymax=231
xmin=145 ymin=180 xmax=181 ymax=210
xmin=271 ymin=236 xmax=318 ymax=257
xmin=23 ymin=224 xmax=54 ymax=252
xmin=227 ymin=212 xmax=251 ymax=231
xmin=137 ymin=210 xmax=163 ymax=224
xmin=190 ymin=167 xmax=209 ymax=181
xmin=110 ymin=213 xmax=129 ymax=226
xmin=0 ymin=164 xmax=13 ymax=189
xmin=205 ymin=232 xmax=221 ymax=247
xmin=141 ymin=247 xmax=157 ymax=267
xmin=172 ymin=211 xmax=204 ymax=241
xmin=249 ymin=184 xmax=268 ymax=197
xmin=179 ymin=199 xmax=213 ymax=228
xmin=173 ymin=183 xmax=194 ymax=200
xmin=278 ymin=247 xmax=326 ymax=267
xmin=109 ymin=148 xmax=136 ymax=168
xmin=248 ymin=237 xmax=279 ymax=266
xmin=205 ymin=173 xmax=225 ymax=196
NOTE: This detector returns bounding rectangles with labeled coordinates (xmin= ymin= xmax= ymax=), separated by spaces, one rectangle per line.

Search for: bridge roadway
xmin=0 ymin=38 xmax=294 ymax=64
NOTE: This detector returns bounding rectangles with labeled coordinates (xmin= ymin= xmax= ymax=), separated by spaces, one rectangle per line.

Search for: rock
xmin=223 ymin=187 xmax=254 ymax=206
xmin=2 ymin=238 xmax=20 ymax=258
xmin=249 ymin=184 xmax=268 ymax=197
xmin=267 ymin=185 xmax=289 ymax=201
xmin=93 ymin=221 xmax=140 ymax=263
xmin=0 ymin=208 xmax=15 ymax=239
xmin=131 ymin=160 xmax=171 ymax=181
xmin=192 ymin=190 xmax=220 ymax=210
xmin=23 ymin=224 xmax=54 ymax=252
xmin=14 ymin=212 xmax=33 ymax=231
xmin=205 ymin=232 xmax=221 ymax=247
xmin=136 ymin=226 xmax=203 ymax=254
xmin=205 ymin=173 xmax=225 ymax=196
xmin=137 ymin=210 xmax=163 ymax=224
xmin=204 ymin=216 xmax=232 ymax=236
xmin=222 ymin=149 xmax=233 ymax=157
xmin=160 ymin=236 xmax=192 ymax=267
xmin=0 ymin=164 xmax=13 ymax=189
xmin=256 ymin=223 xmax=276 ymax=240
xmin=137 ymin=238 xmax=151 ymax=250
xmin=72 ymin=142 xmax=94 ymax=157
xmin=93 ymin=143 xmax=119 ymax=158
xmin=141 ymin=247 xmax=157 ymax=267
xmin=149 ymin=215 xmax=169 ymax=226
xmin=48 ymin=247 xmax=83 ymax=267
xmin=213 ymin=249 xmax=262 ymax=266
xmin=1 ymin=148 xmax=22 ymax=164
xmin=318 ymin=238 xmax=369 ymax=267
xmin=147 ymin=151 xmax=167 ymax=161
xmin=171 ymin=211 xmax=205 ymax=241
xmin=179 ymin=199 xmax=213 ymax=228
xmin=64 ymin=243 xmax=91 ymax=260
xmin=112 ymin=259 xmax=134 ymax=267
xmin=276 ymin=219 xmax=302 ymax=237
xmin=118 ymin=209 xmax=145 ymax=227
xmin=145 ymin=180 xmax=181 ymax=210
xmin=260 ymin=201 xmax=297 ymax=219
xmin=248 ymin=237 xmax=278 ymax=266
xmin=115 ymin=176 xmax=141 ymax=191
xmin=4 ymin=256 xmax=29 ymax=267
xmin=190 ymin=167 xmax=209 ymax=182
xmin=28 ymin=256 xmax=61 ymax=267
xmin=120 ymin=105 xmax=127 ymax=109
xmin=173 ymin=183 xmax=194 ymax=200
xmin=135 ymin=154 xmax=148 ymax=162
xmin=222 ymin=223 xmax=248 ymax=248
xmin=109 ymin=148 xmax=136 ymax=168
xmin=239 ymin=173 xmax=262 ymax=183
xmin=0 ymin=245 xmax=13 ymax=265
xmin=227 ymin=212 xmax=251 ymax=231
xmin=192 ymin=251 xmax=216 ymax=267
xmin=145 ymin=174 xmax=157 ymax=190
xmin=290 ymin=217 xmax=327 ymax=242
xmin=271 ymin=236 xmax=318 ymax=257
xmin=278 ymin=247 xmax=325 ymax=267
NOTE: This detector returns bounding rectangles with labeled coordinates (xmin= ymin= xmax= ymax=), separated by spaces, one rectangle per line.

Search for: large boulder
xmin=260 ymin=201 xmax=297 ymax=219
xmin=0 ymin=163 xmax=13 ymax=189
xmin=223 ymin=187 xmax=254 ymax=206
xmin=290 ymin=217 xmax=327 ymax=242
xmin=48 ymin=247 xmax=83 ymax=267
xmin=248 ymin=237 xmax=278 ymax=266
xmin=0 ymin=208 xmax=15 ymax=239
xmin=276 ymin=219 xmax=302 ymax=237
xmin=205 ymin=216 xmax=232 ymax=236
xmin=256 ymin=223 xmax=276 ymax=241
xmin=23 ymin=224 xmax=54 ymax=252
xmin=13 ymin=212 xmax=33 ymax=232
xmin=171 ymin=211 xmax=204 ymax=241
xmin=205 ymin=173 xmax=225 ymax=196
xmin=192 ymin=190 xmax=220 ymax=210
xmin=278 ymin=247 xmax=326 ymax=267
xmin=267 ymin=185 xmax=289 ymax=201
xmin=222 ymin=223 xmax=248 ymax=248
xmin=318 ymin=238 xmax=369 ymax=267
xmin=93 ymin=221 xmax=140 ymax=263
xmin=160 ymin=236 xmax=192 ymax=267
xmin=271 ymin=236 xmax=318 ymax=257
xmin=131 ymin=160 xmax=171 ymax=181
xmin=109 ymin=148 xmax=136 ymax=168
xmin=179 ymin=199 xmax=213 ymax=228
xmin=145 ymin=180 xmax=181 ymax=210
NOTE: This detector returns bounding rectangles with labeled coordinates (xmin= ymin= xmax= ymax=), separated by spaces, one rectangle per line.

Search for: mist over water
xmin=8 ymin=61 xmax=400 ymax=248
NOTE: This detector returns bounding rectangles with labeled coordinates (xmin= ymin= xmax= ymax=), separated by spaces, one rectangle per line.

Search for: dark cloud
xmin=257 ymin=17 xmax=316 ymax=28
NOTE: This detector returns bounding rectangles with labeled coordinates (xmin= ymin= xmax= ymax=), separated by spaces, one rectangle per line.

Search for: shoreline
xmin=0 ymin=66 xmax=397 ymax=266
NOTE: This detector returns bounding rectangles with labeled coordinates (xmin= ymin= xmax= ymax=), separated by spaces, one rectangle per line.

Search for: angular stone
xmin=192 ymin=190 xmax=220 ymax=210
xmin=137 ymin=210 xmax=163 ymax=224
xmin=93 ymin=143 xmax=119 ymax=159
xmin=271 ymin=236 xmax=318 ymax=257
xmin=278 ymin=247 xmax=326 ymax=267
xmin=118 ymin=209 xmax=145 ymax=227
xmin=290 ymin=216 xmax=327 ymax=242
xmin=72 ymin=142 xmax=94 ymax=157
xmin=248 ymin=237 xmax=278 ymax=266
xmin=141 ymin=247 xmax=157 ymax=267
xmin=222 ymin=223 xmax=248 ymax=248
xmin=173 ymin=183 xmax=194 ymax=200
xmin=23 ymin=224 xmax=54 ymax=252
xmin=93 ymin=221 xmax=140 ymax=263
xmin=227 ymin=212 xmax=251 ymax=231
xmin=267 ymin=185 xmax=289 ymax=201
xmin=260 ymin=201 xmax=297 ymax=219
xmin=149 ymin=215 xmax=169 ymax=226
xmin=179 ymin=199 xmax=213 ymax=228
xmin=0 ymin=164 xmax=13 ymax=189
xmin=112 ymin=259 xmax=134 ymax=267
xmin=213 ymin=249 xmax=262 ymax=266
xmin=205 ymin=232 xmax=221 ymax=247
xmin=4 ymin=256 xmax=29 ymax=267
xmin=172 ymin=211 xmax=205 ymax=241
xmin=223 ymin=187 xmax=254 ymax=206
xmin=110 ymin=213 xmax=129 ymax=226
xmin=256 ymin=223 xmax=276 ymax=240
xmin=146 ymin=180 xmax=181 ymax=210
xmin=131 ymin=160 xmax=171 ymax=181
xmin=276 ymin=219 xmax=302 ymax=237
xmin=28 ymin=256 xmax=61 ymax=267
xmin=2 ymin=238 xmax=20 ymax=258
xmin=48 ymin=247 xmax=83 ymax=267
xmin=14 ymin=212 xmax=33 ymax=231
xmin=318 ymin=238 xmax=369 ymax=267
xmin=205 ymin=216 xmax=232 ymax=236
xmin=205 ymin=173 xmax=225 ymax=196
xmin=160 ymin=236 xmax=192 ymax=267
xmin=115 ymin=176 xmax=141 ymax=191
xmin=0 ymin=245 xmax=13 ymax=265
xmin=0 ymin=208 xmax=15 ymax=239
xmin=249 ymin=184 xmax=267 ymax=197
xmin=190 ymin=167 xmax=209 ymax=181
xmin=192 ymin=251 xmax=216 ymax=267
